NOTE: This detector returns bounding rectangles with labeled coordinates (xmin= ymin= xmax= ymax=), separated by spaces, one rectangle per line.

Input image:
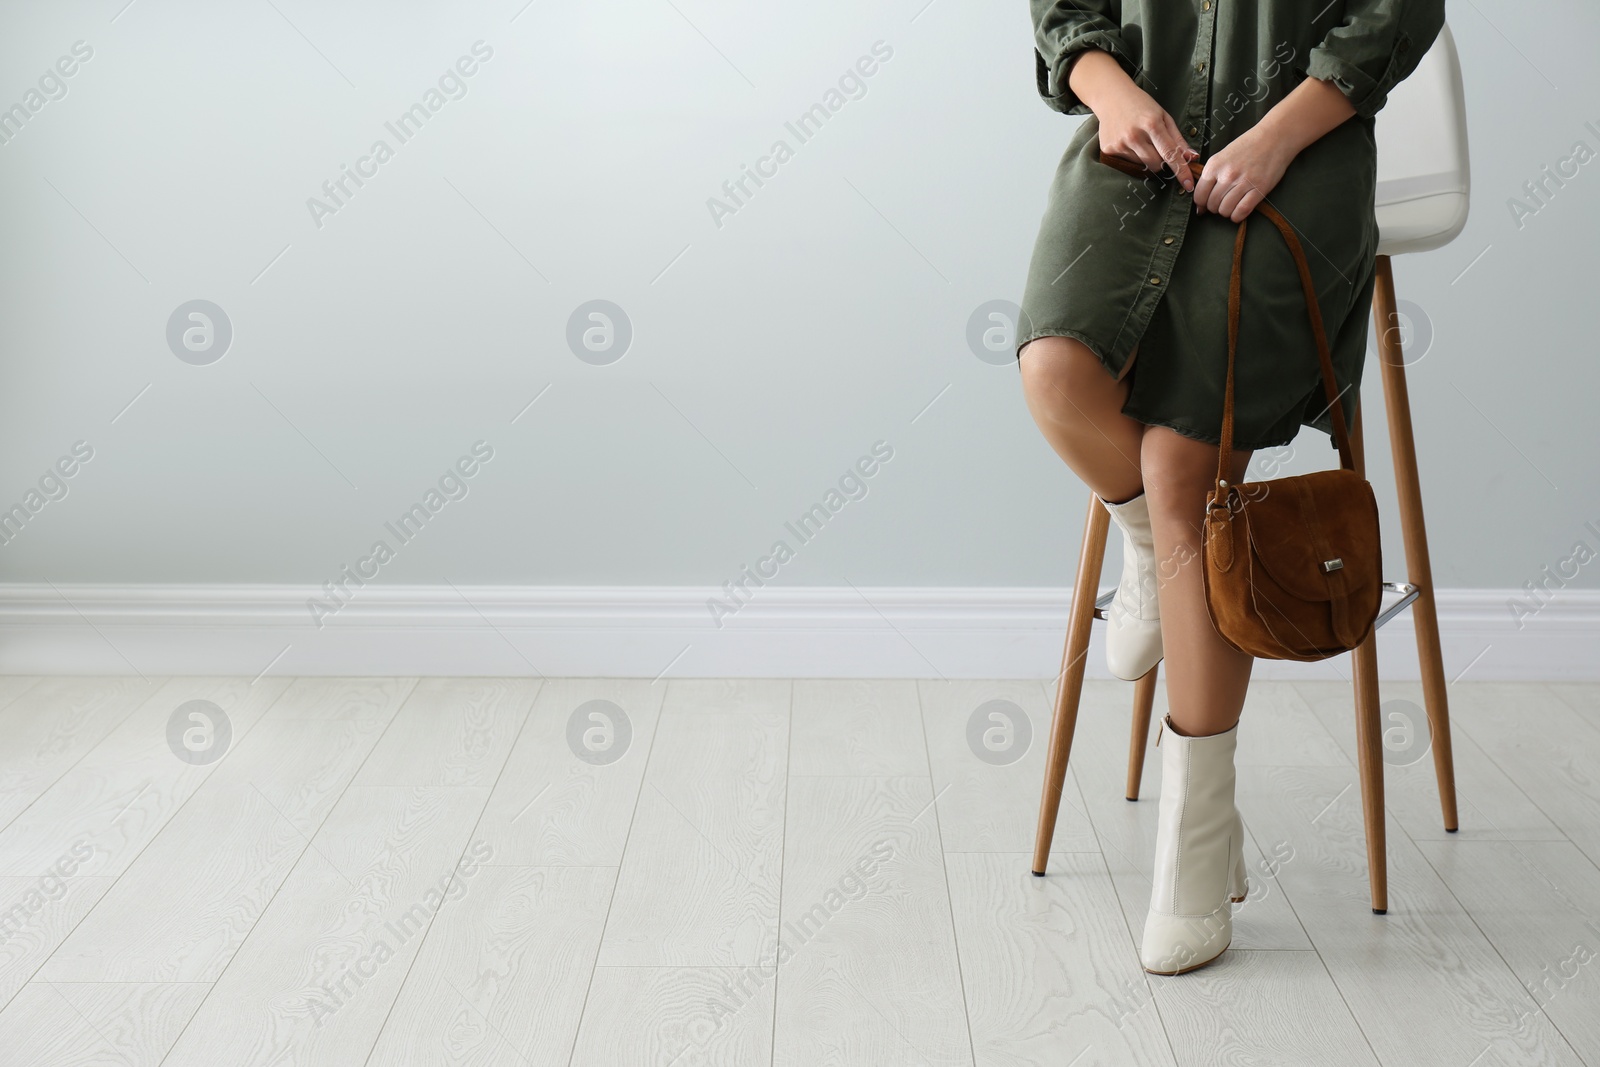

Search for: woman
xmin=1018 ymin=1 xmax=1445 ymax=974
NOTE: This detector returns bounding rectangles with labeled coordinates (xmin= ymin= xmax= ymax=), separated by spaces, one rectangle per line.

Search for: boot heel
xmin=1228 ymin=812 xmax=1247 ymax=903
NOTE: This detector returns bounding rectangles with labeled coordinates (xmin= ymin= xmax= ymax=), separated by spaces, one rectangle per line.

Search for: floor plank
xmin=39 ymin=678 xmax=413 ymax=983
xmin=790 ymin=679 xmax=926 ymax=776
xmin=1445 ymin=682 xmax=1600 ymax=866
xmin=0 ymin=677 xmax=42 ymax=715
xmin=946 ymin=851 xmax=1176 ymax=1066
xmin=598 ymin=679 xmax=788 ymax=968
xmin=0 ymin=676 xmax=1589 ymax=1066
xmin=0 ymin=676 xmax=291 ymax=877
xmin=1238 ymin=763 xmax=1585 ymax=1066
xmin=353 ymin=677 xmax=537 ymax=788
xmin=571 ymin=966 xmax=775 ymax=1067
xmin=919 ymin=678 xmax=1096 ymax=853
xmin=1416 ymin=839 xmax=1600 ymax=1064
xmin=367 ymin=865 xmax=615 ymax=1067
xmin=772 ymin=775 xmax=972 ymax=1067
xmin=0 ymin=677 xmax=164 ymax=830
xmin=1547 ymin=683 xmax=1600 ymax=731
xmin=1150 ymin=950 xmax=1379 ymax=1067
xmin=1233 ymin=679 xmax=1353 ymax=767
xmin=1296 ymin=678 xmax=1567 ymax=843
xmin=159 ymin=784 xmax=489 ymax=1067
xmin=0 ymin=874 xmax=114 ymax=1008
xmin=474 ymin=678 xmax=666 ymax=866
xmin=0 ymin=981 xmax=209 ymax=1067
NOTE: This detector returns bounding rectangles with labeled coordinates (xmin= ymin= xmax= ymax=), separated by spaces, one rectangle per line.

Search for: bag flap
xmin=1240 ymin=471 xmax=1378 ymax=603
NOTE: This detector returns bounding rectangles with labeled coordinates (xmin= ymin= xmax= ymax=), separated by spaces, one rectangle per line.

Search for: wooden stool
xmin=1029 ymin=26 xmax=1471 ymax=914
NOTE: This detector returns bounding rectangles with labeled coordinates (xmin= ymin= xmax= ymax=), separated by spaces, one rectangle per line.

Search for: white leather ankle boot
xmin=1102 ymin=492 xmax=1163 ymax=680
xmin=1140 ymin=716 xmax=1245 ymax=975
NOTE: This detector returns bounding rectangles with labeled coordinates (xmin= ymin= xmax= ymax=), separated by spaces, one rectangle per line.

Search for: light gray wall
xmin=1 ymin=0 xmax=1595 ymax=593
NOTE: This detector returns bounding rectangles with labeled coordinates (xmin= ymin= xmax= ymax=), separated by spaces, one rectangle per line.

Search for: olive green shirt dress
xmin=1019 ymin=0 xmax=1447 ymax=451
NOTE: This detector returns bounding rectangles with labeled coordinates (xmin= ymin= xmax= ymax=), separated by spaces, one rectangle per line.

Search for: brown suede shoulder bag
xmin=1101 ymin=151 xmax=1384 ymax=661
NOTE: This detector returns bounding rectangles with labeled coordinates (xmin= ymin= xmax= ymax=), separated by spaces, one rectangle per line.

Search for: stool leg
xmin=1372 ymin=255 xmax=1460 ymax=833
xmin=1125 ymin=664 xmax=1158 ymax=801
xmin=1033 ymin=494 xmax=1110 ymax=876
xmin=1349 ymin=402 xmax=1388 ymax=913
xmin=1353 ymin=630 xmax=1388 ymax=913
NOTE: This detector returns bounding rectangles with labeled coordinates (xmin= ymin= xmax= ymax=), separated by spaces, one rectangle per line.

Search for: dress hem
xmin=1016 ymin=329 xmax=1334 ymax=453
xmin=1014 ymin=327 xmax=1125 ymax=380
xmin=1117 ymin=406 xmax=1301 ymax=453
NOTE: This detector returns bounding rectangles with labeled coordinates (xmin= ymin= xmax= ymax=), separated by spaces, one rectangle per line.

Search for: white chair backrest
xmin=1373 ymin=22 xmax=1470 ymax=256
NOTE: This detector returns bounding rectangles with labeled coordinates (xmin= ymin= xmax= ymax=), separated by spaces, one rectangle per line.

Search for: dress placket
xmin=1122 ymin=1 xmax=1220 ymax=357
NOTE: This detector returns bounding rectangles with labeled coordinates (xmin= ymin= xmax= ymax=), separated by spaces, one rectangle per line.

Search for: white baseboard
xmin=0 ymin=584 xmax=1594 ymax=681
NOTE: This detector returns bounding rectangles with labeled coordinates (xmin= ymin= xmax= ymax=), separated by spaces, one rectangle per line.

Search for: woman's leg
xmin=1139 ymin=425 xmax=1256 ymax=736
xmin=1018 ymin=337 xmax=1146 ymax=504
xmin=1137 ymin=425 xmax=1258 ymax=973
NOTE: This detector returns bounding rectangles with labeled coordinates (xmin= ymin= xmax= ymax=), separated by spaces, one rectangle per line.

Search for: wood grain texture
xmin=0 ymin=677 xmax=42 ymax=715
xmin=921 ymin=678 xmax=1096 ymax=853
xmin=0 ymin=981 xmax=209 ymax=1067
xmin=790 ymin=679 xmax=926 ymax=776
xmin=0 ymin=676 xmax=291 ymax=877
xmin=474 ymin=678 xmax=666 ymax=866
xmin=41 ymin=679 xmax=414 ymax=984
xmin=1296 ymin=679 xmax=1565 ymax=842
xmin=354 ymin=677 xmax=538 ymax=787
xmin=599 ymin=679 xmax=788 ymax=967
xmin=1150 ymin=950 xmax=1379 ymax=1067
xmin=1238 ymin=764 xmax=1584 ymax=1066
xmin=0 ymin=677 xmax=164 ymax=830
xmin=0 ymin=676 xmax=1593 ymax=1066
xmin=1547 ymin=683 xmax=1600 ymax=731
xmin=1231 ymin=679 xmax=1352 ymax=767
xmin=772 ymin=775 xmax=971 ymax=1067
xmin=366 ymin=865 xmax=615 ymax=1067
xmin=0 ymin=874 xmax=114 ymax=1008
xmin=160 ymin=784 xmax=489 ymax=1067
xmin=946 ymin=851 xmax=1176 ymax=1067
xmin=572 ymin=966 xmax=775 ymax=1067
xmin=1416 ymin=839 xmax=1600 ymax=1063
xmin=1444 ymin=682 xmax=1600 ymax=865
xmin=267 ymin=676 xmax=416 ymax=726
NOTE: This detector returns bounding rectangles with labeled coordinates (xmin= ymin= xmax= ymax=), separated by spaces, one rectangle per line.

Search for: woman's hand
xmin=1193 ymin=75 xmax=1357 ymax=221
xmin=1068 ymin=50 xmax=1197 ymax=192
xmin=1192 ymin=127 xmax=1294 ymax=221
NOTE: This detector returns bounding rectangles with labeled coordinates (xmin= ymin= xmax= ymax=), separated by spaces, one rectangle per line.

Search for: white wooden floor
xmin=0 ymin=674 xmax=1596 ymax=1066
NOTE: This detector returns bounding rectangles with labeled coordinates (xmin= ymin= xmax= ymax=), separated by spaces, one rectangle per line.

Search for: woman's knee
xmin=1017 ymin=336 xmax=1118 ymax=424
xmin=1141 ymin=427 xmax=1252 ymax=518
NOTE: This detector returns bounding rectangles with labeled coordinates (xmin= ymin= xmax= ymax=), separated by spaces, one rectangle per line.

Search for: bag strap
xmin=1094 ymin=151 xmax=1357 ymax=485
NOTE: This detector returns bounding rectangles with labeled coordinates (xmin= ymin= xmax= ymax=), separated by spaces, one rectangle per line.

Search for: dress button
xmin=1163 ymin=236 xmax=1175 ymax=245
xmin=1202 ymin=1 xmax=1211 ymax=10
xmin=1196 ymin=62 xmax=1206 ymax=73
xmin=1188 ymin=125 xmax=1198 ymax=135
xmin=1150 ymin=276 xmax=1162 ymax=285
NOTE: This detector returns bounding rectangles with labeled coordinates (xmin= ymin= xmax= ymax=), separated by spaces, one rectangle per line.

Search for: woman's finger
xmin=1192 ymin=169 xmax=1218 ymax=215
xmin=1151 ymin=118 xmax=1195 ymax=191
xmin=1216 ymin=180 xmax=1251 ymax=220
xmin=1227 ymin=185 xmax=1263 ymax=222
xmin=1127 ymin=133 xmax=1168 ymax=177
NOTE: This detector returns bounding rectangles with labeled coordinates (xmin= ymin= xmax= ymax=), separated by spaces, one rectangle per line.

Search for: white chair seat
xmin=1377 ymin=187 xmax=1469 ymax=256
xmin=1374 ymin=23 xmax=1470 ymax=256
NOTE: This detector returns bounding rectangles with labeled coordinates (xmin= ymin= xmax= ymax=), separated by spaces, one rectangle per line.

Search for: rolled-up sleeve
xmin=1032 ymin=0 xmax=1138 ymax=115
xmin=1303 ymin=0 xmax=1447 ymax=119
